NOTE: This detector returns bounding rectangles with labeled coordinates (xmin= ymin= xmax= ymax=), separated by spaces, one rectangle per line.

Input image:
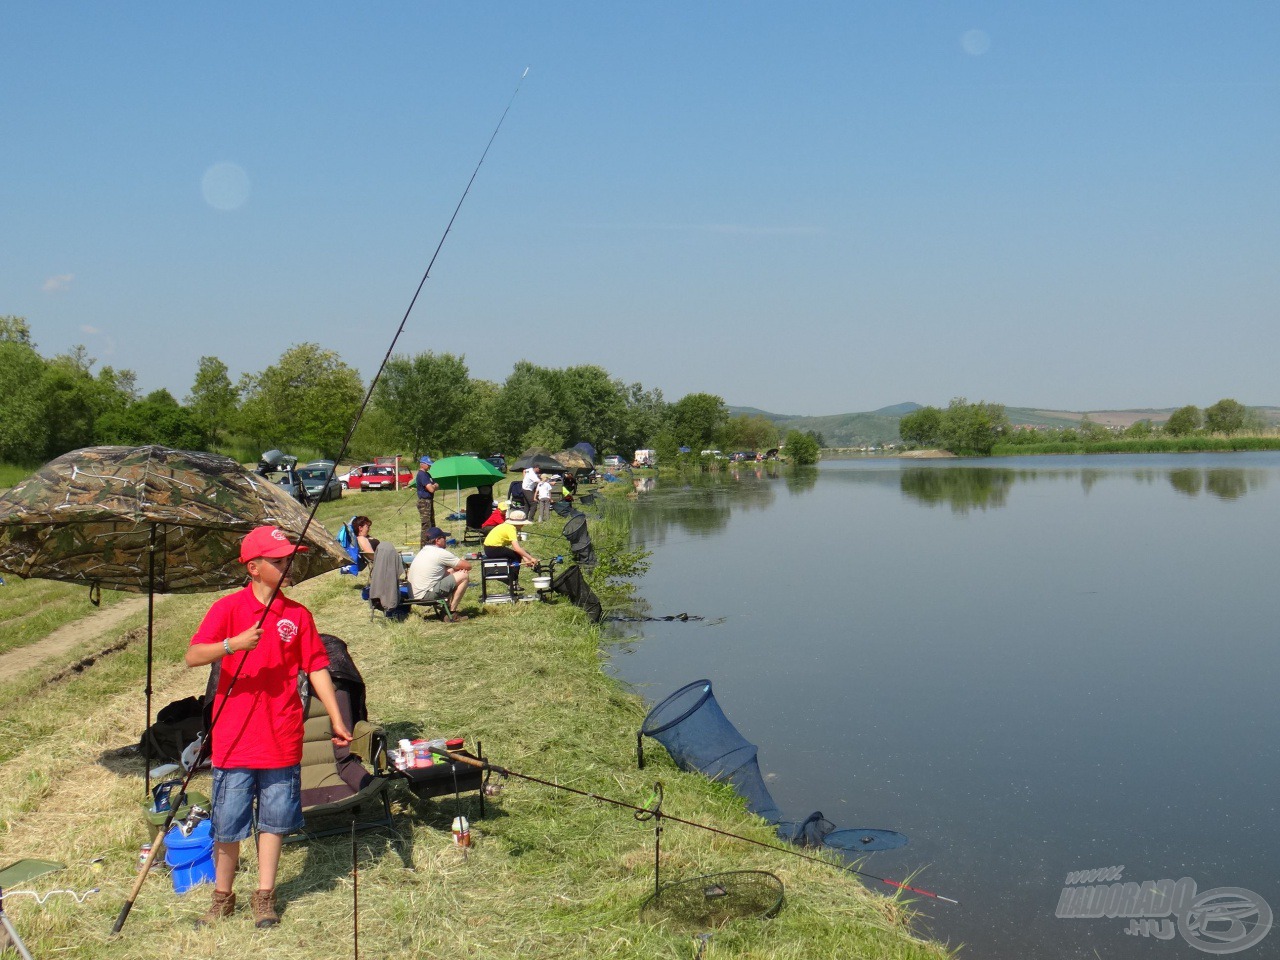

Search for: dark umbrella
xmin=0 ymin=445 xmax=350 ymax=794
xmin=511 ymin=451 xmax=568 ymax=473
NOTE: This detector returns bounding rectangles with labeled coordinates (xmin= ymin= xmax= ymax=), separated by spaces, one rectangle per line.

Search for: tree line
xmin=899 ymin=395 xmax=1267 ymax=457
xmin=1 ymin=316 xmax=812 ymax=466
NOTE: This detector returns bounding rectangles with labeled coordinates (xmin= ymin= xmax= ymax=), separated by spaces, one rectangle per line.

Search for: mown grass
xmin=0 ymin=483 xmax=952 ymax=960
xmin=0 ymin=577 xmax=132 ymax=657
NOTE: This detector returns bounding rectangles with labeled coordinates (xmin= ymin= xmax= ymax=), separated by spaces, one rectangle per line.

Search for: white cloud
xmin=79 ymin=324 xmax=99 ymax=335
xmin=43 ymin=273 xmax=74 ymax=292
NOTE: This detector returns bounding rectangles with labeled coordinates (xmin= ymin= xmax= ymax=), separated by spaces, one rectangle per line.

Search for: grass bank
xmin=0 ymin=484 xmax=951 ymax=959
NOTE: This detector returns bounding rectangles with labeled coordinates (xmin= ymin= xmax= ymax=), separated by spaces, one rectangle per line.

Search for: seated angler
xmin=482 ymin=509 xmax=537 ymax=583
xmin=406 ymin=527 xmax=472 ymax=620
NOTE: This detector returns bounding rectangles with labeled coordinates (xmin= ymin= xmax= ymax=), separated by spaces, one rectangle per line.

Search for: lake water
xmin=609 ymin=454 xmax=1278 ymax=959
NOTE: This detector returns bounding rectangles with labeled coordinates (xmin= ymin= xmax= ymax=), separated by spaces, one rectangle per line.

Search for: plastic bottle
xmin=451 ymin=816 xmax=470 ymax=847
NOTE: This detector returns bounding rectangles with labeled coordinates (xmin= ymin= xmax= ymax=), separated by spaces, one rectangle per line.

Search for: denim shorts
xmin=211 ymin=766 xmax=303 ymax=842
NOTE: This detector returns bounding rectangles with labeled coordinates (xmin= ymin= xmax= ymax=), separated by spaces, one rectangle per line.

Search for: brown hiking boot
xmin=195 ymin=889 xmax=235 ymax=927
xmin=251 ymin=888 xmax=280 ymax=928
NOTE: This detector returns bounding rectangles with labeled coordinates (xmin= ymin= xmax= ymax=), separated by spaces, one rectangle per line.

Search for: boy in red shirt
xmin=185 ymin=525 xmax=352 ymax=928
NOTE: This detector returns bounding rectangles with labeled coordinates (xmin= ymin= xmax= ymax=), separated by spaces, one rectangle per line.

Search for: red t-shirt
xmin=190 ymin=585 xmax=330 ymax=769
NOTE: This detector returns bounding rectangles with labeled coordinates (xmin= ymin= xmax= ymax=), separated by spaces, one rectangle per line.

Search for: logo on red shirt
xmin=277 ymin=618 xmax=298 ymax=643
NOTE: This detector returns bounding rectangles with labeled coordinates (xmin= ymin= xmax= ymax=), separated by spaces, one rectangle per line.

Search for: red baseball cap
xmin=239 ymin=525 xmax=307 ymax=563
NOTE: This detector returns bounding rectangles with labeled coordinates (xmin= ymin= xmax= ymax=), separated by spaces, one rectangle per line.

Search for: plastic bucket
xmin=164 ymin=819 xmax=215 ymax=894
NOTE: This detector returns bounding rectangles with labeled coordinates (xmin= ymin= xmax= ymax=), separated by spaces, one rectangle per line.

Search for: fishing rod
xmin=429 ymin=746 xmax=959 ymax=905
xmin=111 ymin=66 xmax=531 ymax=936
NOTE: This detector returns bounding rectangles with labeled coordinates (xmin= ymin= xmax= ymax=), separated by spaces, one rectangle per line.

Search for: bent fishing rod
xmin=112 ymin=67 xmax=530 ymax=936
xmin=430 ymin=746 xmax=959 ymax=906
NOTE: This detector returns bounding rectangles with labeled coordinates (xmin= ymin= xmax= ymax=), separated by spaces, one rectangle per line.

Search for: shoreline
xmin=0 ymin=484 xmax=953 ymax=959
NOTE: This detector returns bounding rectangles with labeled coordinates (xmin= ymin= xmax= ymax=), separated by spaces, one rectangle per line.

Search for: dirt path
xmin=0 ymin=594 xmax=167 ymax=682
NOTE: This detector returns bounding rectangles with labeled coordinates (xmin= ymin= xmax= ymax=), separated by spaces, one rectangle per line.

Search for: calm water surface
xmin=609 ymin=454 xmax=1279 ymax=959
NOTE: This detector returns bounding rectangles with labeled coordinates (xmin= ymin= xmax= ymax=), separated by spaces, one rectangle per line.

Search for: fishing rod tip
xmin=522 ymin=67 xmax=530 ymax=79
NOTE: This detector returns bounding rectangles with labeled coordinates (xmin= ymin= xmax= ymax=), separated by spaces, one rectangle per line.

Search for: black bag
xmin=138 ymin=696 xmax=206 ymax=764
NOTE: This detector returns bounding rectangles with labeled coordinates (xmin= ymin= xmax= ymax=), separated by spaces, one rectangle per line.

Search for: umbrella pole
xmin=144 ymin=526 xmax=156 ymax=799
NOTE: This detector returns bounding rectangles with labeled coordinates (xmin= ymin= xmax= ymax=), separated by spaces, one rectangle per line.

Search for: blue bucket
xmin=164 ymin=819 xmax=215 ymax=894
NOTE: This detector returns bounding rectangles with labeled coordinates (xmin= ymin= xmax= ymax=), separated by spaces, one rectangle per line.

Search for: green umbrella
xmin=429 ymin=455 xmax=507 ymax=511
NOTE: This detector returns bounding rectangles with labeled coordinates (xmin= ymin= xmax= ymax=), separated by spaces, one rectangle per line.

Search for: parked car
xmin=263 ymin=466 xmax=310 ymax=505
xmin=297 ymin=467 xmax=343 ymax=502
xmin=341 ymin=463 xmax=413 ymax=490
xmin=484 ymin=454 xmax=507 ymax=473
xmin=602 ymin=454 xmax=624 ymax=468
xmin=303 ymin=460 xmax=336 ymax=473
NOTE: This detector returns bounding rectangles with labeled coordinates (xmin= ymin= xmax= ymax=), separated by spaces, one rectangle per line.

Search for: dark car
xmin=485 ymin=454 xmax=507 ymax=473
xmin=297 ymin=467 xmax=343 ymax=502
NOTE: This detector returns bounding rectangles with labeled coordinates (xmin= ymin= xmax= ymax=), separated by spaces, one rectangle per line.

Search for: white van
xmin=633 ymin=449 xmax=657 ymax=467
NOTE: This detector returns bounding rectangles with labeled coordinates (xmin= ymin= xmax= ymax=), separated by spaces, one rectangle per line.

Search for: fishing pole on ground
xmin=110 ymin=66 xmax=531 ymax=936
xmin=427 ymin=746 xmax=959 ymax=905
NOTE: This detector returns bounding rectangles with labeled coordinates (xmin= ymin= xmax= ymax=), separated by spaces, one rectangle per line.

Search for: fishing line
xmin=430 ymin=747 xmax=958 ymax=905
xmin=112 ymin=66 xmax=531 ymax=936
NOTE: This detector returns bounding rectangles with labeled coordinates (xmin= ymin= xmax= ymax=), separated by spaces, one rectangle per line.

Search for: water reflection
xmin=818 ymin=462 xmax=1268 ymax=511
xmin=627 ymin=469 xmax=780 ymax=544
xmin=618 ymin=453 xmax=1280 ymax=960
xmin=900 ymin=467 xmax=1016 ymax=513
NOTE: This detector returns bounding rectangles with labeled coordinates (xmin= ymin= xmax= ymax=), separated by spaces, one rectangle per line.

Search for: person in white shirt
xmin=521 ymin=464 xmax=542 ymax=516
xmin=535 ymin=476 xmax=554 ymax=522
xmin=406 ymin=527 xmax=472 ymax=621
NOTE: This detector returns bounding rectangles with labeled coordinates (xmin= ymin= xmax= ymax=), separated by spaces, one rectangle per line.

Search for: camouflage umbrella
xmin=0 ymin=445 xmax=350 ymax=792
xmin=554 ymin=448 xmax=594 ymax=472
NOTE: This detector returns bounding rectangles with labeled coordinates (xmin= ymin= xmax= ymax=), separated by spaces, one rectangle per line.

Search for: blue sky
xmin=4 ymin=3 xmax=1278 ymax=415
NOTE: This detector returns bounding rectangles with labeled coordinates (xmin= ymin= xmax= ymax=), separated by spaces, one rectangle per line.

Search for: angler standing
xmin=184 ymin=526 xmax=353 ymax=929
xmin=415 ymin=455 xmax=438 ymax=546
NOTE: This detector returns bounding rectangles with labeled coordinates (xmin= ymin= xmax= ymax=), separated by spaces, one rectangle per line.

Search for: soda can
xmin=138 ymin=842 xmax=152 ymax=870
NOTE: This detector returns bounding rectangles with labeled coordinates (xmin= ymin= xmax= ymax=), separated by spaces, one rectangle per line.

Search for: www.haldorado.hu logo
xmin=1056 ymin=866 xmax=1272 ymax=954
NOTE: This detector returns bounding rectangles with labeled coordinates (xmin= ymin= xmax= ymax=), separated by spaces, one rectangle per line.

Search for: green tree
xmin=616 ymin=383 xmax=666 ymax=453
xmin=1163 ymin=405 xmax=1202 ymax=436
xmin=1078 ymin=415 xmax=1109 ymax=442
xmin=40 ymin=349 xmax=135 ymax=456
xmin=0 ymin=315 xmax=34 ymax=345
xmin=558 ymin=365 xmax=627 ymax=450
xmin=784 ymin=429 xmax=820 ymax=465
xmin=898 ymin=406 xmax=944 ymax=447
xmin=1124 ymin=419 xmax=1154 ymax=438
xmin=373 ymin=351 xmax=472 ymax=457
xmin=0 ymin=336 xmax=51 ymax=463
xmin=938 ymin=398 xmax=1008 ymax=456
xmin=186 ymin=356 xmax=239 ymax=442
xmin=1203 ymin=398 xmax=1247 ymax=435
xmin=497 ymin=362 xmax=568 ymax=454
xmin=455 ymin=379 xmax=502 ymax=455
xmin=238 ymin=343 xmax=363 ymax=456
xmin=667 ymin=392 xmax=728 ymax=450
xmin=720 ymin=414 xmax=779 ymax=452
xmin=98 ymin=389 xmax=206 ymax=449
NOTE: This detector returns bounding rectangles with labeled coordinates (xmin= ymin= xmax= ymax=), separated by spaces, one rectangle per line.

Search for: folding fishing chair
xmin=463 ymin=492 xmax=490 ymax=545
xmin=479 ymin=556 xmax=520 ymax=604
xmin=366 ymin=542 xmax=458 ymax=622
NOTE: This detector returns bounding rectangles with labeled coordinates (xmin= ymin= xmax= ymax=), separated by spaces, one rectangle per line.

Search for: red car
xmin=341 ymin=464 xmax=413 ymax=490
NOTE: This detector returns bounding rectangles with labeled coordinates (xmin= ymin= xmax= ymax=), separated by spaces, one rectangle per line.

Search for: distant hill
xmin=729 ymin=402 xmax=1280 ymax=446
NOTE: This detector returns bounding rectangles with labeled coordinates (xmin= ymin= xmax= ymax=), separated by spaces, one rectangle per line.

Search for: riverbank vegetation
xmin=898 ymin=394 xmax=1280 ymax=458
xmin=0 ymin=482 xmax=951 ymax=959
xmin=2 ymin=316 xmax=816 ymax=472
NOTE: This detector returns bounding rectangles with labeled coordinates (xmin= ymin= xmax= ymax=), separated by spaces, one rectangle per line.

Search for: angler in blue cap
xmin=414 ymin=455 xmax=438 ymax=546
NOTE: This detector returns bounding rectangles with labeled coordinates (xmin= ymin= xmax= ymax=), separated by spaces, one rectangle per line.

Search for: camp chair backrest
xmin=464 ymin=492 xmax=490 ymax=544
xmin=300 ymin=689 xmax=373 ymax=808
